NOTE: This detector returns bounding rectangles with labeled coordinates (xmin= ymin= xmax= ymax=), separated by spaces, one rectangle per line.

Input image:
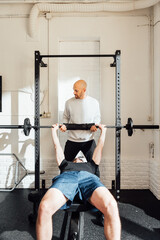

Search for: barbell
xmin=0 ymin=117 xmax=159 ymax=137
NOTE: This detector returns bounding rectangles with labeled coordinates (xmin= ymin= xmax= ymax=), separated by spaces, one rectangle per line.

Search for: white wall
xmin=0 ymin=3 xmax=159 ymax=199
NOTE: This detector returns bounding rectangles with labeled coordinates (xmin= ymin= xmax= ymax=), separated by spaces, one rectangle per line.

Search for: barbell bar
xmin=0 ymin=117 xmax=159 ymax=137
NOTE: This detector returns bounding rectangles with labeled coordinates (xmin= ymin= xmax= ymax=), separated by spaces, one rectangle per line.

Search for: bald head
xmin=73 ymin=80 xmax=87 ymax=99
xmin=74 ymin=80 xmax=87 ymax=89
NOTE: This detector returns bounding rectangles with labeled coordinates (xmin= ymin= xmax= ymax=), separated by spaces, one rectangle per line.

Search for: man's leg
xmin=82 ymin=140 xmax=96 ymax=162
xmin=89 ymin=187 xmax=121 ymax=240
xmin=64 ymin=140 xmax=81 ymax=161
xmin=82 ymin=140 xmax=100 ymax=176
xmin=36 ymin=188 xmax=68 ymax=240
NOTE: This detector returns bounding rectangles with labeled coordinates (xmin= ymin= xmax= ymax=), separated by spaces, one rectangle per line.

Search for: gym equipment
xmin=34 ymin=50 xmax=120 ymax=198
xmin=0 ymin=153 xmax=45 ymax=192
xmin=0 ymin=118 xmax=33 ymax=136
xmin=64 ymin=119 xmax=159 ymax=136
xmin=10 ymin=49 xmax=158 ymax=237
xmin=0 ymin=117 xmax=158 ymax=137
xmin=60 ymin=201 xmax=94 ymax=240
xmin=28 ymin=186 xmax=46 ymax=224
xmin=27 ymin=50 xmax=121 ymax=227
xmin=1 ymin=50 xmax=159 ymax=202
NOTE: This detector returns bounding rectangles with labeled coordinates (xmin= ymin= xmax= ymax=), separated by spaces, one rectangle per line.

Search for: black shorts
xmin=64 ymin=139 xmax=96 ymax=162
xmin=64 ymin=139 xmax=100 ymax=176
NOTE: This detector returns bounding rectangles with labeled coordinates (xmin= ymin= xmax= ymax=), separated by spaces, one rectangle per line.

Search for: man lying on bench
xmin=36 ymin=124 xmax=121 ymax=240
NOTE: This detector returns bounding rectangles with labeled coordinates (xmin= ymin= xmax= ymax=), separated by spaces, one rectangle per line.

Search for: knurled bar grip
xmin=63 ymin=123 xmax=95 ymax=130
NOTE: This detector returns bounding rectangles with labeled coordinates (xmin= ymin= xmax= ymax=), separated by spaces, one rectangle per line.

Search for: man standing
xmin=60 ymin=79 xmax=101 ymax=167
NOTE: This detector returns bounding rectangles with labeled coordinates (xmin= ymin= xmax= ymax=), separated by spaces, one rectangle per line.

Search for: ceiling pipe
xmin=29 ymin=0 xmax=160 ymax=37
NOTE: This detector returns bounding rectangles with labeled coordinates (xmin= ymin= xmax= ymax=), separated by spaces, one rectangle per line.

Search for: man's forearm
xmin=98 ymin=130 xmax=106 ymax=147
xmin=92 ymin=128 xmax=106 ymax=165
xmin=52 ymin=130 xmax=60 ymax=147
xmin=51 ymin=129 xmax=64 ymax=166
xmin=94 ymin=130 xmax=106 ymax=156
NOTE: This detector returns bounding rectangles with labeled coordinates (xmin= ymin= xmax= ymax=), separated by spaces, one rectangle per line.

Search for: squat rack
xmin=34 ymin=50 xmax=121 ymax=200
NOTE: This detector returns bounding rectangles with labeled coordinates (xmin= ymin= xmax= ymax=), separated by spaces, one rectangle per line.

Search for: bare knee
xmin=102 ymin=198 xmax=119 ymax=219
xmin=37 ymin=200 xmax=55 ymax=224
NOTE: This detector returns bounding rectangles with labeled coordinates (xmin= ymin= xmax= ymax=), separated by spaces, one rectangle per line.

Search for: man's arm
xmin=51 ymin=124 xmax=65 ymax=166
xmin=60 ymin=101 xmax=69 ymax=132
xmin=92 ymin=124 xmax=107 ymax=165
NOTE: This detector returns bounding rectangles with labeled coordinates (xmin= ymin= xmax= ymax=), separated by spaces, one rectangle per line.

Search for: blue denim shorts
xmin=50 ymin=171 xmax=105 ymax=209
